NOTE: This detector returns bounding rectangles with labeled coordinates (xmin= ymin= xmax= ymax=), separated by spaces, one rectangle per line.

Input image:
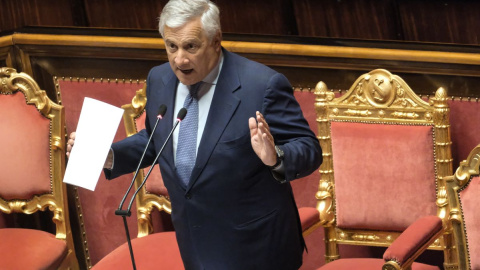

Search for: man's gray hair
xmin=158 ymin=0 xmax=221 ymax=41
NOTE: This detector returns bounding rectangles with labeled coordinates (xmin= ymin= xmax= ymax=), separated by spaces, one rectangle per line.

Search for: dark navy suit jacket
xmin=107 ymin=49 xmax=322 ymax=270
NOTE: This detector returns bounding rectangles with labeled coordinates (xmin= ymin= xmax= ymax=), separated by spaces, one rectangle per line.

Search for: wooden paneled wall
xmin=2 ymin=27 xmax=480 ymax=102
xmin=1 ymin=0 xmax=480 ymax=45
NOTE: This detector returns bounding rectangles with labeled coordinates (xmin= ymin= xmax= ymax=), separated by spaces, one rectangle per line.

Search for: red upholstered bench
xmin=92 ymin=231 xmax=182 ymax=270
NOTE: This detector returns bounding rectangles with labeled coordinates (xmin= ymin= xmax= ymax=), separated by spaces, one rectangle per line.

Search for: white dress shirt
xmin=172 ymin=53 xmax=224 ymax=163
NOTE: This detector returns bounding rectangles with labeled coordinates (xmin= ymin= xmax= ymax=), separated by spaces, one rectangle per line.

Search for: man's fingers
xmin=251 ymin=112 xmax=273 ymax=143
xmin=260 ymin=123 xmax=273 ymax=143
xmin=256 ymin=112 xmax=273 ymax=142
xmin=257 ymin=121 xmax=266 ymax=138
xmin=249 ymin=117 xmax=258 ymax=136
xmin=256 ymin=111 xmax=269 ymax=129
xmin=66 ymin=132 xmax=76 ymax=158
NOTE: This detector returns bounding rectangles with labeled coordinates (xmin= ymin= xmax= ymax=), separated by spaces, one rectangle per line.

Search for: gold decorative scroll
xmin=336 ymin=228 xmax=443 ymax=249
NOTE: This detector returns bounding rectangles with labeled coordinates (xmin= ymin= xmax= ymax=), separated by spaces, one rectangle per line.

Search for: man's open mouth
xmin=179 ymin=68 xmax=193 ymax=74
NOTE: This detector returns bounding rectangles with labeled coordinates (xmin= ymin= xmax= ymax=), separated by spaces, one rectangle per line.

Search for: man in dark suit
xmin=68 ymin=0 xmax=322 ymax=269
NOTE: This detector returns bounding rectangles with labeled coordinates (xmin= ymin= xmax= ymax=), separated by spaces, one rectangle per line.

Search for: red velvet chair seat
xmin=92 ymin=231 xmax=183 ymax=270
xmin=299 ymin=207 xmax=320 ymax=231
xmin=0 ymin=228 xmax=68 ymax=270
xmin=318 ymin=258 xmax=440 ymax=270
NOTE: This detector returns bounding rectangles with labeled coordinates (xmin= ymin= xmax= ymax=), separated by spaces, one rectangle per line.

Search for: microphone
xmin=124 ymin=107 xmax=187 ymax=214
xmin=115 ymin=104 xmax=167 ymax=216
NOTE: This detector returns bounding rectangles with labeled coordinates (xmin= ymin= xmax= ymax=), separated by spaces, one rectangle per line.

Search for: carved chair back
xmin=0 ymin=68 xmax=79 ymax=269
xmin=55 ymin=77 xmax=145 ymax=267
xmin=314 ymin=69 xmax=455 ymax=267
xmin=446 ymin=144 xmax=480 ymax=270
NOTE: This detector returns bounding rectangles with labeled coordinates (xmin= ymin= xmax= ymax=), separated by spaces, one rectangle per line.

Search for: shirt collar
xmin=178 ymin=52 xmax=223 ymax=98
xmin=202 ymin=51 xmax=224 ymax=85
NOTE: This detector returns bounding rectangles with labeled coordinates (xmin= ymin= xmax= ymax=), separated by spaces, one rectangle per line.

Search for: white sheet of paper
xmin=63 ymin=97 xmax=124 ymax=191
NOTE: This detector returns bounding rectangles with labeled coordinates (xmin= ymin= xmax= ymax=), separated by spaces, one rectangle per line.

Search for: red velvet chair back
xmin=446 ymin=144 xmax=480 ymax=270
xmin=55 ymin=77 xmax=145 ymax=267
xmin=314 ymin=69 xmax=455 ymax=267
xmin=89 ymin=84 xmax=182 ymax=270
xmin=0 ymin=68 xmax=79 ymax=269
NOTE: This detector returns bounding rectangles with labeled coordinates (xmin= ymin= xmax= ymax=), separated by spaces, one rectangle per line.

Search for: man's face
xmin=164 ymin=17 xmax=221 ymax=86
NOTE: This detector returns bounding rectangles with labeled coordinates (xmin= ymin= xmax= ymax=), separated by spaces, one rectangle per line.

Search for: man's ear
xmin=213 ymin=31 xmax=222 ymax=51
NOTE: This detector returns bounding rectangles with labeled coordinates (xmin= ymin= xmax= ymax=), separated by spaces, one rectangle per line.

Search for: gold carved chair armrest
xmin=383 ymin=216 xmax=444 ymax=270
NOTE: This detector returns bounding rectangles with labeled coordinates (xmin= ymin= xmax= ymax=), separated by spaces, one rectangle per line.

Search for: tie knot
xmin=189 ymin=82 xmax=202 ymax=100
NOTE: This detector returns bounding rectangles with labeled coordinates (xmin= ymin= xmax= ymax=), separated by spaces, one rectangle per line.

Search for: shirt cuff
xmin=107 ymin=148 xmax=114 ymax=170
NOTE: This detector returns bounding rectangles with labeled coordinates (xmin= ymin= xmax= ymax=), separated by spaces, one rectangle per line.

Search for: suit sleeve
xmin=262 ymin=73 xmax=322 ymax=182
xmin=104 ymin=129 xmax=157 ymax=179
xmin=104 ymin=70 xmax=157 ymax=180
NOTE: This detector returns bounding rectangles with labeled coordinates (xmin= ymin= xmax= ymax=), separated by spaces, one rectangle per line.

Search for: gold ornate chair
xmin=312 ymin=69 xmax=455 ymax=269
xmin=0 ymin=68 xmax=79 ymax=269
xmin=446 ymin=144 xmax=480 ymax=270
xmin=92 ymin=85 xmax=183 ymax=269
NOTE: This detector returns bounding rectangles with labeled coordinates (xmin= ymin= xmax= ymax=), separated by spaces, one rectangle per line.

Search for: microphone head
xmin=177 ymin=108 xmax=187 ymax=121
xmin=157 ymin=104 xmax=167 ymax=119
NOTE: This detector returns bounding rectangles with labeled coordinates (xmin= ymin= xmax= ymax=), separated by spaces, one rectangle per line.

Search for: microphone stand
xmin=115 ymin=107 xmax=186 ymax=270
xmin=114 ymin=105 xmax=166 ymax=270
xmin=125 ymin=113 xmax=184 ymax=213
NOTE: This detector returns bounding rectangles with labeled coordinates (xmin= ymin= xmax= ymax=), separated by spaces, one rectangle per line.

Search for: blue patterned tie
xmin=176 ymin=83 xmax=201 ymax=186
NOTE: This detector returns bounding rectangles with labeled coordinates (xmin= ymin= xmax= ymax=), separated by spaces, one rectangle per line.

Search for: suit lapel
xmin=157 ymin=71 xmax=178 ymax=171
xmin=187 ymin=50 xmax=241 ymax=191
